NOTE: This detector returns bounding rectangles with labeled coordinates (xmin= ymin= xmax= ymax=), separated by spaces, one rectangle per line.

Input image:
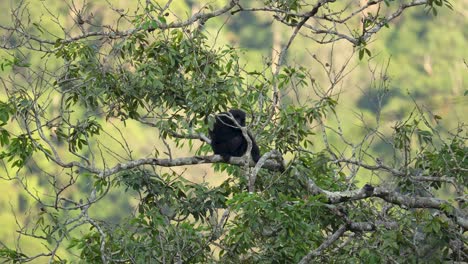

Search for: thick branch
xmin=348 ymin=221 xmax=399 ymax=231
xmin=98 ymin=155 xmax=284 ymax=178
xmin=249 ymin=150 xmax=284 ymax=192
xmin=307 ymin=181 xmax=468 ymax=230
xmin=332 ymin=158 xmax=405 ymax=176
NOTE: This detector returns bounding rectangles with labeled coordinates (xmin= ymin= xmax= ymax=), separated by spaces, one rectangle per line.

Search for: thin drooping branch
xmin=139 ymin=118 xmax=211 ymax=143
xmin=298 ymin=224 xmax=347 ymax=264
xmin=274 ymin=0 xmax=334 ymax=72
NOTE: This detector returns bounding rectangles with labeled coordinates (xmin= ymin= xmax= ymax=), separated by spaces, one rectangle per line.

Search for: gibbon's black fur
xmin=209 ymin=109 xmax=260 ymax=163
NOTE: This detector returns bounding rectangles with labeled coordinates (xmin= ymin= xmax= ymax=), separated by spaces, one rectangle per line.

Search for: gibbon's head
xmin=215 ymin=109 xmax=246 ymax=129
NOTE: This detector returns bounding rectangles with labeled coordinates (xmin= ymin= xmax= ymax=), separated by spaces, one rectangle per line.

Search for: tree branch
xmin=307 ymin=181 xmax=468 ymax=230
xmin=298 ymin=224 xmax=347 ymax=263
xmin=3 ymin=0 xmax=239 ymax=47
xmin=96 ymin=155 xmax=284 ymax=178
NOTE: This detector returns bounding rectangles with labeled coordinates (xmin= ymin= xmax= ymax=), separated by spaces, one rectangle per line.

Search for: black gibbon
xmin=209 ymin=109 xmax=260 ymax=163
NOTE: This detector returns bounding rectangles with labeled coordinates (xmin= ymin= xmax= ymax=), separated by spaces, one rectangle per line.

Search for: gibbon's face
xmin=229 ymin=109 xmax=246 ymax=127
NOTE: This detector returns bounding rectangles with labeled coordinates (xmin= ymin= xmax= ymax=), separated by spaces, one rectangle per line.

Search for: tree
xmin=0 ymin=0 xmax=465 ymax=263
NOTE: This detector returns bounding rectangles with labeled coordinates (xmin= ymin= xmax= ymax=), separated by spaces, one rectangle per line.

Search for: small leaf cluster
xmin=56 ymin=118 xmax=101 ymax=152
xmin=416 ymin=137 xmax=467 ymax=187
xmin=426 ymin=0 xmax=453 ymax=16
xmin=268 ymin=98 xmax=337 ymax=154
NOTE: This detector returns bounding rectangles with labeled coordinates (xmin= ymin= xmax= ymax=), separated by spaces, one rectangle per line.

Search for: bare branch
xmin=362 ymin=0 xmax=428 ymax=43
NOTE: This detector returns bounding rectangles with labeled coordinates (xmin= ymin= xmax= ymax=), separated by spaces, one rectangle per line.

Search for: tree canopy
xmin=0 ymin=0 xmax=466 ymax=263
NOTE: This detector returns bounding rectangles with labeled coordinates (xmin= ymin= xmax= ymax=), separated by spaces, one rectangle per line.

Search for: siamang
xmin=209 ymin=109 xmax=260 ymax=163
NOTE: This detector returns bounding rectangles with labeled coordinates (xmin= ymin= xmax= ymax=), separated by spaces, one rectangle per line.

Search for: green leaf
xmin=158 ymin=16 xmax=167 ymax=24
xmin=359 ymin=49 xmax=365 ymax=60
xmin=365 ymin=48 xmax=372 ymax=57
